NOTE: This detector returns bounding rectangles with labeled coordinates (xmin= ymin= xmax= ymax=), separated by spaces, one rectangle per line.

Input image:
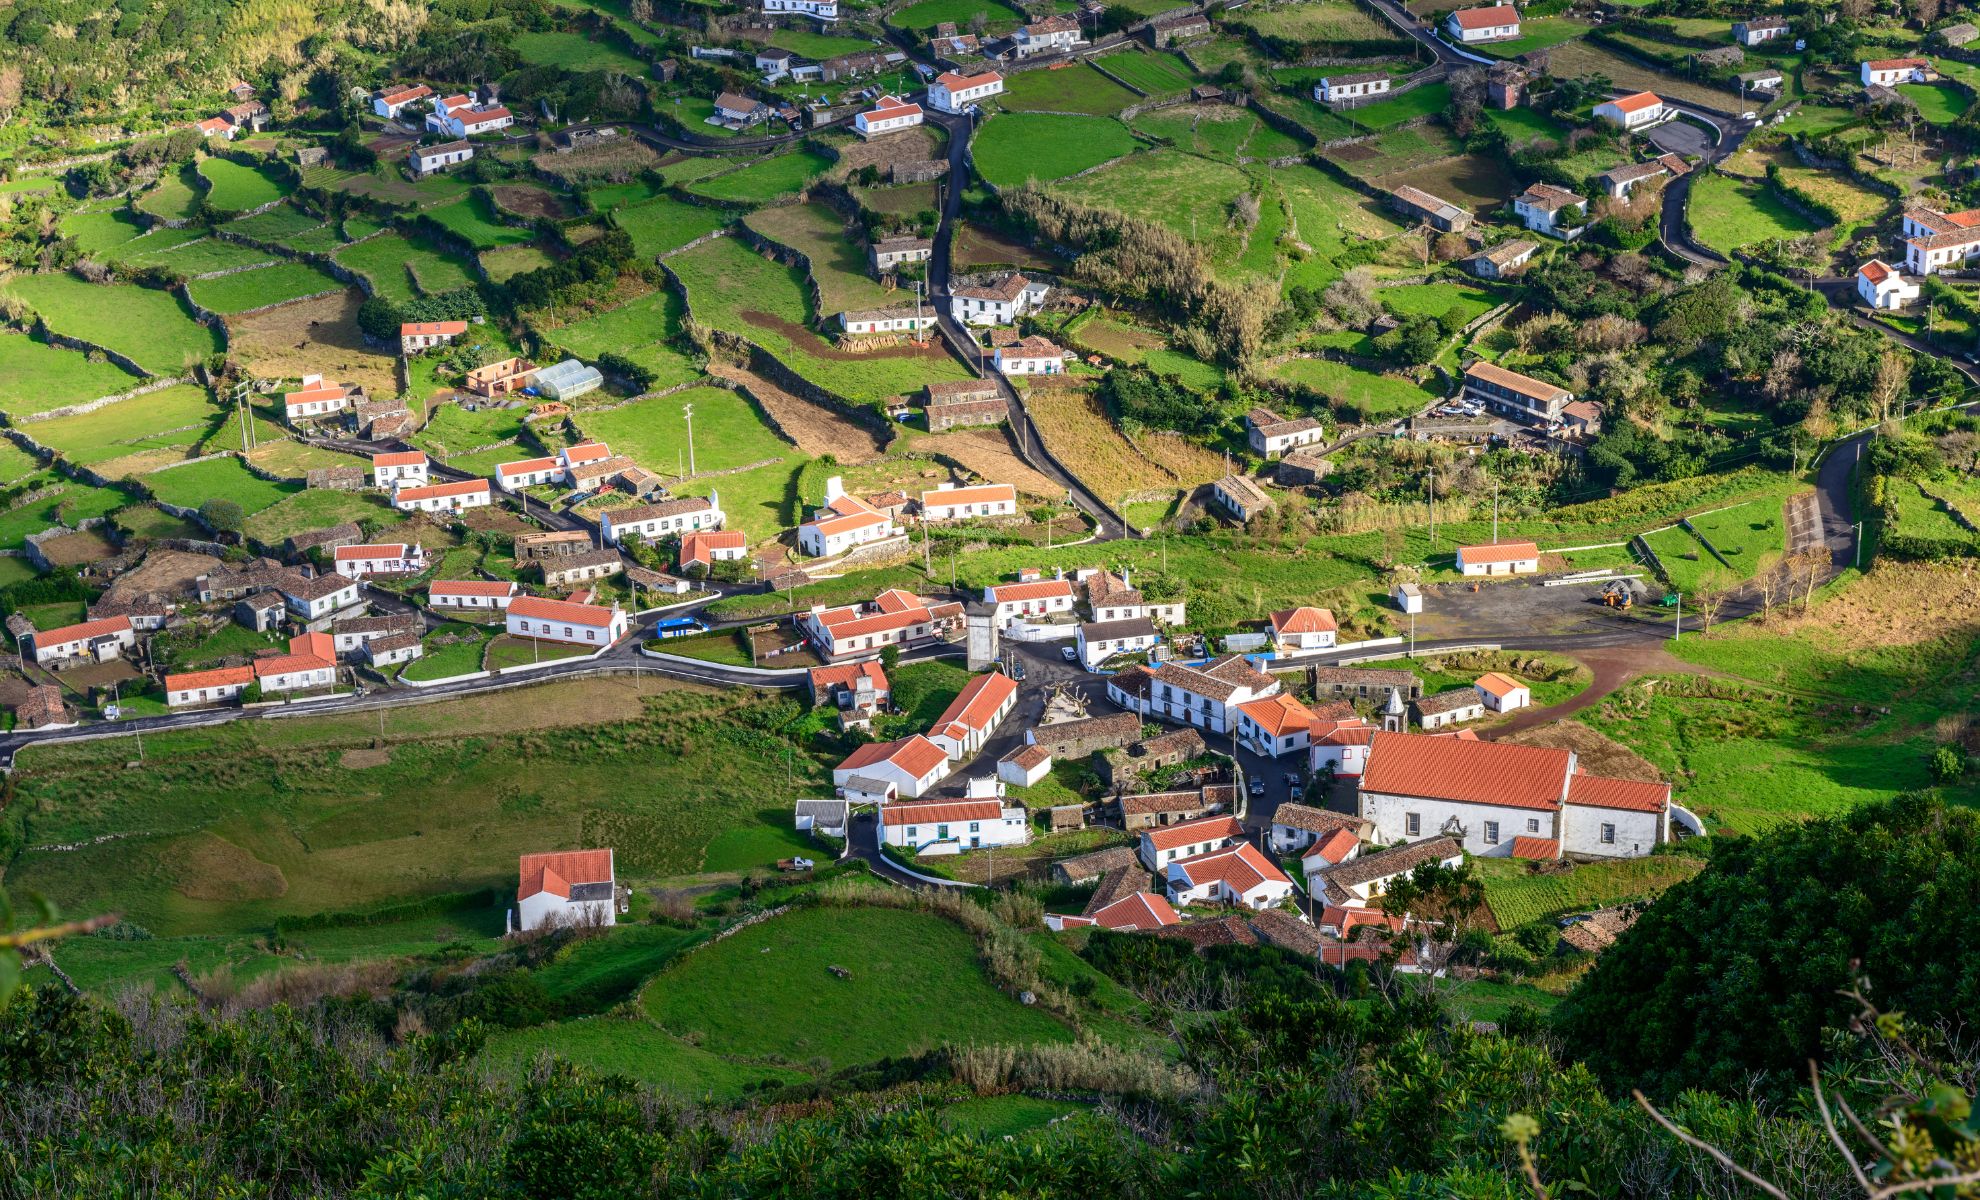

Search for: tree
xmin=1447 ymin=66 xmax=1484 ymax=137
xmin=199 ymin=498 xmax=245 ymax=534
xmin=1556 ymin=792 xmax=1980 ymax=1100
xmin=880 ymin=644 xmax=900 ymax=672
xmin=1377 ymin=858 xmax=1489 ymax=980
xmin=1690 ymin=568 xmax=1733 ymax=634
xmin=1787 ymin=546 xmax=1829 ymax=609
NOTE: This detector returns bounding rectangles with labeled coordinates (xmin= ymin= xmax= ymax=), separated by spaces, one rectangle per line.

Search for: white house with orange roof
xmin=1310 ymin=712 xmax=1378 ymax=777
xmin=506 ymin=595 xmax=627 ymax=646
xmin=1475 ymin=671 xmax=1530 ymax=712
xmin=927 ymin=670 xmax=1019 ymax=760
xmin=284 ymin=375 xmax=357 ymax=424
xmin=798 ymin=589 xmax=957 ymax=660
xmin=393 ymin=478 xmax=492 ymax=513
xmin=496 ymin=455 xmax=564 ymax=492
xmin=680 ymin=530 xmax=749 ymax=572
xmin=1234 ymin=693 xmax=1318 ymax=758
xmin=1455 ymin=540 xmax=1540 ymax=576
xmin=1857 ymin=259 xmax=1920 ymax=308
xmin=165 ymin=664 xmax=255 ymax=707
xmin=1445 ymin=3 xmax=1519 ymax=42
xmin=1268 ymin=606 xmax=1337 ymax=653
xmin=600 ymin=495 xmax=724 ymax=546
xmin=984 ymin=577 xmax=1076 ymax=628
xmin=1166 ymin=842 xmax=1293 ymax=909
xmin=1299 ymin=827 xmax=1362 ymax=886
xmin=371 ymin=450 xmax=429 ymax=490
xmin=400 ymin=321 xmax=468 ymax=354
xmin=798 ymin=477 xmax=898 ymax=557
xmin=1357 ymin=730 xmax=1670 ymax=858
xmin=1900 ymin=204 xmax=1980 ymax=275
xmin=1137 ymin=813 xmax=1244 ymax=871
xmin=254 ymin=632 xmax=338 ymax=694
xmin=919 ymin=481 xmax=1018 ymax=522
xmin=833 ymin=734 xmax=952 ymax=798
xmin=372 ymin=82 xmax=435 ymax=119
xmin=431 ymin=579 xmax=521 ymax=611
xmin=927 ymin=69 xmax=1004 ymax=114
xmin=332 ymin=542 xmax=426 ymax=579
xmin=515 ymin=848 xmax=618 ymax=932
xmin=881 ymin=795 xmax=1030 ymax=850
xmin=855 ymin=94 xmax=923 ymax=136
xmin=27 ymin=614 xmax=137 ymax=666
xmin=1862 ymin=56 xmax=1933 ymax=85
xmin=559 ymin=441 xmax=611 ymax=471
xmin=993 ymin=336 xmax=1071 ymax=376
xmin=1594 ymin=91 xmax=1668 ymax=130
xmin=428 ymin=94 xmax=513 ymax=137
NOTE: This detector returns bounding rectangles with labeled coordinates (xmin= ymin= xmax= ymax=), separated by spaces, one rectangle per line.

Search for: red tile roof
xmin=1857 ymin=259 xmax=1897 ymax=284
xmin=1457 ymin=540 xmax=1540 ymax=564
xmin=509 ymin=595 xmax=618 ymax=626
xmin=372 ymin=450 xmax=427 ymax=467
xmin=334 ymin=543 xmax=412 ymax=560
xmin=881 ymin=798 xmax=1004 ymax=827
xmin=1606 ymin=90 xmax=1664 ymax=114
xmin=432 ymin=579 xmax=519 ymax=598
xmin=1304 ymin=827 xmax=1361 ymax=865
xmin=809 ymin=661 xmax=888 ymax=695
xmin=497 ymin=456 xmax=560 ymax=478
xmin=1474 ymin=671 xmax=1526 ymax=698
xmin=1143 ymin=814 xmax=1243 ymax=853
xmin=1361 ymin=731 xmax=1572 ymax=811
xmin=1270 ymin=606 xmax=1337 ymax=635
xmin=165 ymin=665 xmax=255 ymax=692
xmin=1172 ymin=841 xmax=1289 ymax=894
xmin=395 ymin=479 xmax=489 ymax=501
xmin=518 ymin=848 xmax=613 ymax=900
xmin=936 ymin=69 xmax=1003 ymax=90
xmin=932 ymin=670 xmax=1018 ymax=735
xmin=1565 ymin=771 xmax=1669 ymax=813
xmin=839 ymin=734 xmax=949 ymax=779
xmin=1450 ymin=3 xmax=1518 ymax=28
xmin=563 ymin=441 xmax=612 ymax=464
xmin=680 ymin=530 xmax=747 ymax=566
xmin=35 ymin=614 xmax=136 ymax=646
xmin=1090 ymin=891 xmax=1179 ymax=930
xmin=1237 ymin=693 xmax=1316 ymax=739
xmin=989 ymin=579 xmax=1074 ymax=603
xmin=921 ymin=483 xmax=1017 ymax=509
xmin=399 ymin=321 xmax=467 ymax=337
xmin=1510 ymin=836 xmax=1560 ymax=860
xmin=1865 ymin=56 xmax=1930 ymax=70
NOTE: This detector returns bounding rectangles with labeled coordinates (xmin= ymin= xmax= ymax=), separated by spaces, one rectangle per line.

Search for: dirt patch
xmin=36 ymin=530 xmax=118 ymax=566
xmin=917 ymin=427 xmax=1063 ymax=498
xmin=707 ymin=362 xmax=887 ymax=462
xmin=55 ymin=659 xmax=141 ymax=690
xmin=532 ymin=139 xmax=661 ymax=185
xmin=491 ymin=185 xmax=575 ymax=220
xmin=339 ymin=747 xmax=393 ymax=769
xmin=1500 ymin=719 xmax=1665 ymax=784
xmin=741 ymin=310 xmax=962 ymax=363
xmin=1745 ymin=558 xmax=1980 ymax=649
xmin=1328 ymin=142 xmax=1379 ymax=163
xmin=92 ymin=448 xmax=195 ymax=478
xmin=229 ymin=289 xmax=399 ymax=396
xmin=460 ymin=506 xmax=533 ymax=534
xmin=953 ymin=222 xmax=1062 ymax=272
xmin=171 ymin=832 xmax=289 ymax=902
xmin=101 ymin=549 xmax=229 ymax=605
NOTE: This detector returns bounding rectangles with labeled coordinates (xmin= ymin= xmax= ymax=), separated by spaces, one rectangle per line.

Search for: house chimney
xmin=824 ymin=475 xmax=844 ymax=502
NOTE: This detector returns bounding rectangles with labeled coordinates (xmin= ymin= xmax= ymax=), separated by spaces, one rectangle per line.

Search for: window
xmin=1527 ymin=818 xmax=1540 ymax=833
xmin=937 ymin=824 xmax=949 ymax=839
xmin=1405 ymin=813 xmax=1420 ymax=836
xmin=969 ymin=822 xmax=980 ymax=833
xmin=1484 ymin=821 xmax=1500 ymax=845
xmin=518 ymin=620 xmax=530 ymax=632
xmin=1601 ymin=823 xmax=1616 ymax=844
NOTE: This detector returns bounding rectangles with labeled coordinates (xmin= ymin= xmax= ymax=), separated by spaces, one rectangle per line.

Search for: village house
xmin=1119 ymin=784 xmax=1234 ymax=831
xmin=27 ymin=614 xmax=137 ymax=666
xmin=1311 ymin=834 xmax=1463 ymax=909
xmin=809 ymin=660 xmax=889 ymax=711
xmin=670 ymin=530 xmax=742 ymax=573
xmin=1145 ymin=9 xmax=1210 ymax=46
xmin=1487 ymin=61 xmax=1530 ymax=108
xmin=88 ymin=597 xmax=171 ymax=633
xmin=600 ymin=494 xmax=725 ymax=546
xmin=1027 ymin=711 xmax=1142 ymax=760
xmin=364 ymin=632 xmax=424 ymax=669
xmin=1595 ymin=160 xmax=1670 ymax=199
xmin=224 ymin=99 xmax=270 ymax=132
xmin=1559 ymin=400 xmax=1603 ymax=440
xmin=431 ymin=579 xmax=522 ymax=611
xmin=994 ymin=336 xmax=1071 ymax=376
xmin=949 ymin=273 xmax=1048 ymax=325
xmin=795 ymin=478 xmax=897 ymax=558
xmin=254 ymin=632 xmax=338 ymax=695
xmin=399 ymin=322 xmax=468 ymax=355
xmin=283 ymin=375 xmax=359 ymax=425
xmin=712 ymin=91 xmax=772 ymax=127
xmin=541 ymin=549 xmax=625 ymax=588
xmin=1211 ymin=474 xmax=1274 ymax=523
xmin=1858 ymin=259 xmax=1921 ymax=308
xmin=1098 ymin=726 xmax=1208 ymax=789
xmin=371 ymin=450 xmax=429 ymax=490
xmin=513 ymin=530 xmax=592 ymax=561
xmin=1311 ymin=708 xmax=1381 ymax=776
xmin=1468 ymin=238 xmax=1539 ymax=280
xmin=1455 ymin=540 xmax=1542 ymax=576
xmin=794 ymin=798 xmax=850 ymax=840
xmin=1245 ymin=407 xmax=1327 ymax=458
xmin=506 ymin=594 xmax=628 ymax=646
xmin=870 ymin=235 xmax=934 ymax=272
xmin=998 ymin=743 xmax=1053 ymax=788
xmin=1138 ymin=813 xmax=1244 ymax=871
xmin=1445 ymin=4 xmax=1520 ymax=42
xmin=1049 ymin=890 xmax=1181 ymax=932
xmin=372 ymin=83 xmax=435 ymax=118
xmin=1141 ymin=655 xmax=1280 ymax=735
xmin=925 ymin=380 xmax=1007 ymax=430
xmin=409 ymin=139 xmax=475 ymax=176
xmin=1358 ymin=730 xmax=1671 ymax=858
xmin=1901 ymin=203 xmax=1980 ymax=275
xmin=1013 ymin=14 xmax=1083 ymax=56
xmin=920 ymin=481 xmax=1018 ymax=521
xmin=840 ymin=304 xmax=937 ymax=336
xmin=1235 ymin=692 xmax=1320 ymax=759
xmin=1315 ymin=70 xmax=1392 ymax=105
xmin=1269 ymin=605 xmax=1337 ymax=653
xmin=331 ymin=613 xmax=421 ymax=656
xmin=1513 ymin=183 xmax=1588 ymax=239
xmin=1594 ymin=91 xmax=1669 ymax=130
xmin=279 ymin=572 xmax=363 ymax=623
xmin=763 ymin=0 xmax=839 ymax=20
xmin=928 ymin=69 xmax=1005 ymax=113
xmin=1476 ymin=671 xmax=1530 ymax=712
xmin=515 ymin=849 xmax=618 ymax=933
xmin=1733 ymin=16 xmax=1789 ymax=45
xmin=1862 ymin=56 xmax=1933 ymax=86
xmin=428 ymin=94 xmax=514 ymax=137
xmin=1415 ymin=687 xmax=1486 ymax=729
xmin=834 ymin=734 xmax=951 ymax=798
xmin=1077 ymin=616 xmax=1159 ymax=670
xmin=1080 ymin=567 xmax=1185 ymax=625
xmin=495 ymin=456 xmax=563 ymax=491
xmin=1463 ymin=361 xmax=1575 ymax=425
xmin=1267 ymin=803 xmax=1369 ymax=856
xmin=1738 ymin=67 xmax=1785 ymax=93
xmin=165 ymin=665 xmax=256 ymax=708
xmin=332 ymin=542 xmax=426 ymax=579
xmin=1167 ymin=842 xmax=1294 ymax=910
xmin=984 ymin=578 xmax=1076 ymax=628
xmin=855 ymin=94 xmax=924 ymax=136
xmin=928 ymin=669 xmax=1020 ymax=760
xmin=881 ymin=796 xmax=1030 ymax=850
xmin=1389 ymin=184 xmax=1472 ymax=233
xmin=392 ymin=478 xmax=492 ymax=513
xmin=755 ymin=47 xmax=796 ymax=77
xmin=464 ymin=357 xmax=537 ymax=397
xmin=194 ymin=116 xmax=234 ymax=138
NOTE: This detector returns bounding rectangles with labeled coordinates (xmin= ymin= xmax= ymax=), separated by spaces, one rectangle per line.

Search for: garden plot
xmin=1688 ymin=171 xmax=1822 ymax=256
xmin=1 ymin=275 xmax=221 ymax=376
xmin=1277 ymin=164 xmax=1406 ymax=292
xmin=1472 ymin=16 xmax=1593 ymax=58
xmin=1325 ymin=124 xmax=1466 ymax=179
xmin=746 ymin=202 xmax=896 ymax=316
xmin=59 ymin=208 xmax=151 ymax=258
xmin=1095 ymin=49 xmax=1197 ymax=96
xmin=124 ymin=236 xmax=276 ymax=276
xmin=145 ymin=455 xmax=300 ymax=515
xmin=197 ymin=158 xmax=292 ymax=213
xmin=1346 ymin=83 xmax=1453 ymax=130
xmin=1376 ymin=153 xmax=1519 ymax=212
xmin=853 ymin=183 xmax=939 ymax=218
xmin=481 ymin=243 xmax=560 ymax=282
xmin=25 ymin=384 xmax=221 ymax=471
xmin=187 ymin=261 xmax=344 ymax=314
xmin=333 ymin=232 xmax=478 ymax=305
xmin=542 ymin=289 xmax=703 ymax=393
xmin=490 ymin=185 xmax=576 ymax=221
xmin=224 ymin=204 xmax=328 ymax=245
xmin=575 ymin=385 xmax=794 ymax=477
xmin=994 ymin=64 xmax=1141 ymax=116
xmin=0 ymin=333 xmax=145 ymax=416
xmin=515 ymin=30 xmax=648 ymax=72
xmin=427 ymin=193 xmax=533 ymax=249
xmin=972 ymin=113 xmax=1138 ymax=187
xmin=1130 ymin=105 xmax=1305 ymax=163
xmin=1232 ymin=0 xmax=1406 ymax=44
xmin=613 ymin=195 xmax=729 ymax=260
xmin=952 ymin=222 xmax=1064 ymax=271
xmin=890 ymin=0 xmax=1023 ymax=32
xmin=225 ymin=290 xmax=399 ymax=398
xmin=683 ymin=151 xmax=832 ymax=203
xmin=411 ymin=402 xmax=528 ymax=472
xmin=1026 ymin=385 xmax=1226 ymax=506
xmin=0 ymin=473 xmax=128 ymax=551
xmin=136 ymin=166 xmax=203 ymax=221
xmin=1269 ymin=357 xmax=1440 ymax=423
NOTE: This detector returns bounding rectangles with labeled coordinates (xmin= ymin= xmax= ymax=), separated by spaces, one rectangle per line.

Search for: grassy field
xmin=2 ymin=274 xmax=222 ymax=375
xmin=1351 ymin=650 xmax=1590 ymax=709
xmin=483 ymin=1012 xmax=800 ymax=1099
xmin=1688 ymin=171 xmax=1822 ymax=254
xmin=889 ymin=0 xmax=1024 ymax=31
xmin=8 ymin=685 xmax=823 ymax=935
xmin=240 ymin=488 xmax=394 ymax=544
xmin=186 ymin=261 xmax=343 ymax=314
xmin=0 ymin=333 xmax=145 ymax=415
xmin=995 ymin=64 xmax=1141 ymax=116
xmin=1485 ymin=106 xmax=1574 ymax=146
xmin=541 ymin=288 xmax=702 ymax=392
xmin=575 ymin=385 xmax=791 ymax=476
xmin=684 ymin=151 xmax=832 ymax=203
xmin=120 ymin=235 xmax=276 ymax=276
xmin=25 ymin=384 xmax=219 ymax=466
xmin=613 ymin=194 xmax=728 ymax=259
xmin=138 ymin=165 xmax=203 ymax=221
xmin=197 ymin=157 xmax=291 ymax=213
xmin=334 ymin=233 xmax=478 ymax=305
xmin=1130 ymin=105 xmax=1304 ymax=164
xmin=1684 ymin=497 xmax=1786 ymax=577
xmin=1475 ymin=16 xmax=1593 ymax=58
xmin=145 ymin=455 xmax=300 ymax=514
xmin=427 ymin=192 xmax=533 ymax=249
xmin=225 ymin=204 xmax=327 ymax=244
xmin=1897 ymin=81 xmax=1968 ymax=124
xmin=1052 ymin=148 xmax=1264 ymax=275
xmin=1477 ymin=855 xmax=1706 ymax=929
xmin=974 ymin=112 xmax=1138 ymax=187
xmin=514 ymin=29 xmax=648 ymax=71
xmin=944 ymin=1095 xmax=1090 ymax=1138
xmin=746 ymin=201 xmax=894 ymax=315
xmin=641 ymin=905 xmax=1070 ymax=1070
xmin=1270 ymin=357 xmax=1440 ymax=422
xmin=1233 ymin=0 xmax=1404 ymax=44
xmin=1095 ymin=49 xmax=1197 ymax=96
xmin=1348 ymin=83 xmax=1452 ymax=130
xmin=0 ymin=473 xmax=128 ymax=550
xmin=481 ymin=243 xmax=560 ymax=282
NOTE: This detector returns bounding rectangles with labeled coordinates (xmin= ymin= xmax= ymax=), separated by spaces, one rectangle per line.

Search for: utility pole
xmin=1672 ymin=592 xmax=1682 ymax=642
xmin=1427 ymin=465 xmax=1436 ymax=547
xmin=683 ymin=402 xmax=696 ymax=476
xmin=1491 ymin=483 xmax=1499 ymax=543
xmin=1853 ymin=520 xmax=1864 ymax=568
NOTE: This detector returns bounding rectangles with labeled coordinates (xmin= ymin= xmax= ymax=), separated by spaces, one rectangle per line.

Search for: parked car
xmin=1248 ymin=777 xmax=1264 ymax=798
xmin=1060 ymin=646 xmax=1078 ymax=661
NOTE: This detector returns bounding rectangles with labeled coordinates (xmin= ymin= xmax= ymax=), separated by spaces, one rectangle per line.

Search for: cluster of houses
xmin=792 ymin=473 xmax=1019 ymax=563
xmin=1856 ymin=197 xmax=1980 ymax=311
xmin=368 ymin=83 xmax=513 ymax=175
xmin=191 ymin=81 xmax=270 ymax=140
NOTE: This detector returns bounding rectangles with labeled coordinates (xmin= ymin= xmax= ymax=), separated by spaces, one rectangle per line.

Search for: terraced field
xmin=1 ymin=275 xmax=222 ymax=375
xmin=973 ymin=113 xmax=1139 ymax=186
xmin=0 ymin=333 xmax=146 ymax=416
xmin=746 ymin=202 xmax=895 ymax=316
